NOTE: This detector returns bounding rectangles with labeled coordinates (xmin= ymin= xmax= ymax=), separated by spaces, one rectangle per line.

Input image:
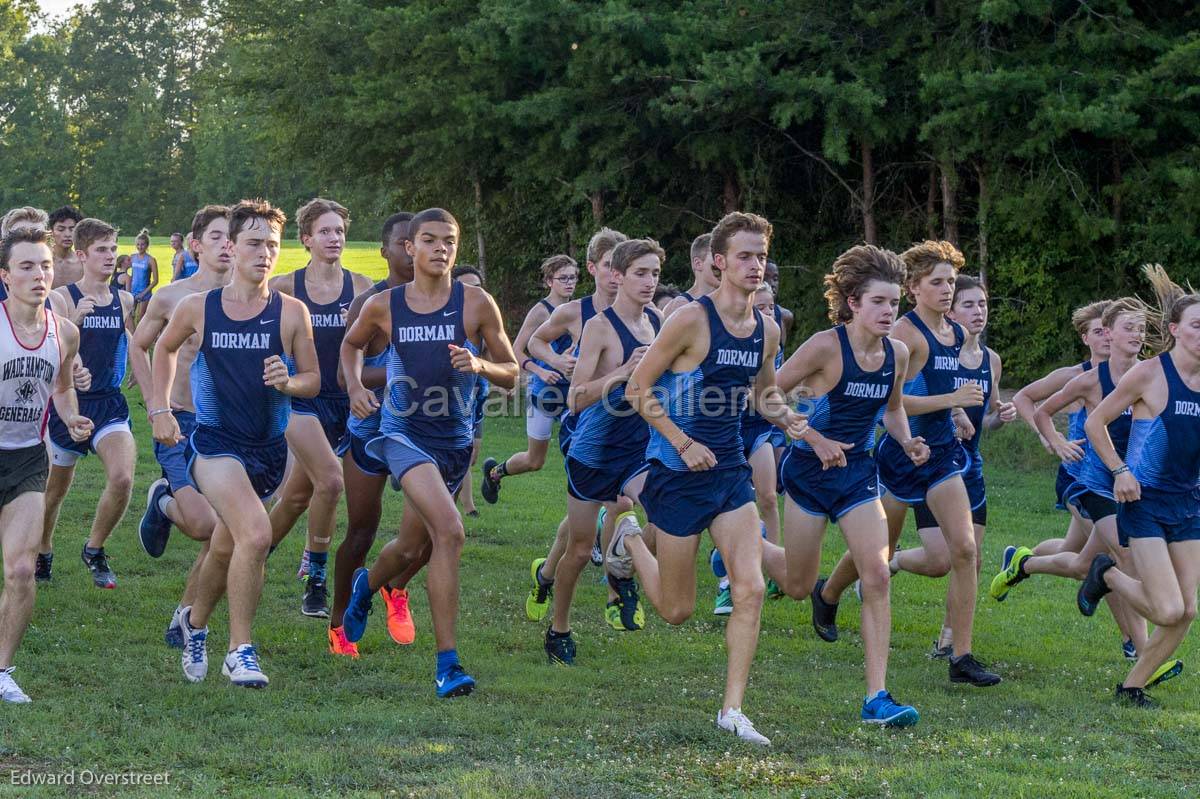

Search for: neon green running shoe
xmin=713 ymin=585 xmax=733 ymax=616
xmin=1147 ymin=659 xmax=1183 ymax=689
xmin=766 ymin=578 xmax=785 ymax=600
xmin=989 ymin=545 xmax=1032 ymax=601
xmin=525 ymin=557 xmax=552 ymax=621
xmin=605 ymin=599 xmax=623 ymax=630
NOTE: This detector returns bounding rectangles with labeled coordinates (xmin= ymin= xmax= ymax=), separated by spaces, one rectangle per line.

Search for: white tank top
xmin=0 ymin=301 xmax=61 ymax=450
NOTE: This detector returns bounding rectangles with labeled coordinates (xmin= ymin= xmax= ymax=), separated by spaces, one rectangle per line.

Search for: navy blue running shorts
xmin=48 ymin=392 xmax=130 ymax=465
xmin=189 ymin=426 xmax=288 ymax=500
xmin=1118 ymin=487 xmax=1200 ymax=546
xmin=914 ymin=449 xmax=987 ymax=528
xmin=778 ymin=448 xmax=881 ymax=522
xmin=876 ymin=436 xmax=967 ymax=505
xmin=565 ymin=455 xmax=648 ymax=504
xmin=335 ymin=431 xmax=388 ymax=477
xmin=641 ymin=461 xmax=755 ymax=538
xmin=291 ymin=394 xmax=350 ymax=449
xmin=366 ymin=433 xmax=471 ymax=495
xmin=154 ymin=409 xmax=198 ymax=491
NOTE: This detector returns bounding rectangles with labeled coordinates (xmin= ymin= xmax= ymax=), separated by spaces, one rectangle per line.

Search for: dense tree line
xmin=2 ymin=0 xmax=1198 ymax=379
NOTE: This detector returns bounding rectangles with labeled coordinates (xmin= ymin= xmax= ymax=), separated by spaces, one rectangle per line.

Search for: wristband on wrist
xmin=1111 ymin=464 xmax=1130 ymax=477
xmin=520 ymin=358 xmax=533 ymax=371
xmin=676 ymin=437 xmax=694 ymax=455
xmin=148 ymin=408 xmax=173 ymax=419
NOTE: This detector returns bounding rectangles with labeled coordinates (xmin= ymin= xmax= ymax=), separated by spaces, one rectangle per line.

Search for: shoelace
xmin=88 ymin=551 xmax=111 ymax=573
xmin=187 ymin=631 xmax=206 ymax=663
xmin=235 ymin=647 xmax=261 ymax=672
xmin=724 ymin=709 xmax=759 ymax=734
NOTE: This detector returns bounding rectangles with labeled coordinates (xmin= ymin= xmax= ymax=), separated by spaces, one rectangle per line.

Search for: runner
xmin=128 ymin=229 xmax=160 ymax=326
xmin=47 ymin=206 xmax=83 ymax=289
xmin=171 ymin=231 xmax=199 ymax=281
xmin=450 ymin=265 xmax=488 ymax=517
xmin=0 ymin=225 xmax=91 ymax=703
xmin=661 ymin=233 xmax=719 ymax=317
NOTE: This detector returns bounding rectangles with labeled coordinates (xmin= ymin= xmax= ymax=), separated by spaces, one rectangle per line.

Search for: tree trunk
xmin=926 ymin=163 xmax=938 ymax=239
xmin=1112 ymin=148 xmax=1123 ymax=249
xmin=473 ymin=177 xmax=487 ymax=275
xmin=861 ymin=140 xmax=878 ymax=245
xmin=939 ymin=156 xmax=959 ymax=246
xmin=590 ymin=191 xmax=604 ymax=225
xmin=976 ymin=163 xmax=989 ymax=285
xmin=723 ymin=171 xmax=740 ymax=214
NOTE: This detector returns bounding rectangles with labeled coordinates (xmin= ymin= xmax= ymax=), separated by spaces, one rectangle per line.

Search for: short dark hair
xmin=73 ymin=218 xmax=119 ymax=255
xmin=191 ymin=205 xmax=230 ymax=241
xmin=228 ymin=199 xmax=286 ymax=244
xmin=47 ymin=205 xmax=83 ymax=227
xmin=540 ymin=254 xmax=577 ymax=283
xmin=654 ymin=284 xmax=680 ymax=304
xmin=452 ymin=264 xmax=483 ymax=283
xmin=610 ymin=238 xmax=666 ymax=275
xmin=381 ymin=211 xmax=414 ymax=246
xmin=408 ymin=208 xmax=459 ymax=239
xmin=1 ymin=226 xmax=51 ymax=270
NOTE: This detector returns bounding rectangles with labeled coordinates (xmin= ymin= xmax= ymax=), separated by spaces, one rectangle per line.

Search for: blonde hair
xmin=1070 ymin=300 xmax=1112 ymax=337
xmin=901 ymin=240 xmax=964 ymax=300
xmin=1142 ymin=263 xmax=1200 ymax=352
xmin=585 ymin=227 xmax=627 ymax=265
xmin=1 ymin=206 xmax=48 ymax=237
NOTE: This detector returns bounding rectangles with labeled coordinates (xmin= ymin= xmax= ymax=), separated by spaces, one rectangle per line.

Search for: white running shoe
xmin=605 ymin=511 xmax=641 ymax=580
xmin=0 ymin=667 xmax=31 ymax=703
xmin=222 ymin=644 xmax=269 ymax=688
xmin=180 ymin=606 xmax=209 ymax=683
xmin=716 ymin=707 xmax=770 ymax=746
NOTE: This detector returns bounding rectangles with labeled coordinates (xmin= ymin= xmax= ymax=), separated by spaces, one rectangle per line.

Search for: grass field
xmin=2 ymin=401 xmax=1198 ymax=796
xmin=117 ymin=239 xmax=389 ymax=284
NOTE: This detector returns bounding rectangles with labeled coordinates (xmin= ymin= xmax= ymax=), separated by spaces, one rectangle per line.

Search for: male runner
xmin=327 ymin=211 xmax=416 ymax=657
xmin=763 ymin=259 xmax=793 ymax=345
xmin=0 ymin=226 xmax=91 ymax=702
xmin=450 ymin=264 xmax=488 ymax=517
xmin=607 ymin=212 xmax=805 ymax=745
xmin=41 ymin=219 xmax=136 ymax=590
xmin=661 ymin=233 xmax=719 ymax=317
xmin=544 ymin=238 xmax=663 ymax=662
xmin=47 ymin=206 xmax=83 ymax=288
xmin=129 ymin=205 xmax=232 ymax=646
xmin=340 ymin=208 xmax=518 ymax=697
xmin=1 ymin=207 xmax=48 ymax=238
xmin=267 ymin=198 xmax=372 ymax=618
xmin=151 ymin=200 xmax=319 ymax=687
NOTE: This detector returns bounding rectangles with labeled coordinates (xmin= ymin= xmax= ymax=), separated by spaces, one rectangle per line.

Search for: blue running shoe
xmin=165 ymin=606 xmax=184 ymax=649
xmin=710 ymin=547 xmax=727 ymax=579
xmin=139 ymin=478 xmax=173 ymax=558
xmin=436 ymin=663 xmax=476 ymax=698
xmin=343 ymin=568 xmax=374 ymax=643
xmin=1123 ymin=638 xmax=1138 ymax=661
xmin=862 ymin=691 xmax=919 ymax=727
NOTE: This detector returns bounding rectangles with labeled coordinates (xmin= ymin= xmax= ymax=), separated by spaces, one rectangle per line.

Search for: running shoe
xmin=165 ymin=606 xmax=184 ymax=649
xmin=296 ymin=549 xmax=310 ymax=580
xmin=328 ymin=625 xmax=360 ymax=659
xmin=713 ymin=585 xmax=733 ymax=616
xmin=34 ymin=552 xmax=52 ymax=583
xmin=928 ymin=641 xmax=953 ymax=660
xmin=180 ymin=608 xmax=208 ymax=683
xmin=810 ymin=578 xmax=839 ymax=643
xmin=222 ymin=643 xmax=269 ymax=688
xmin=716 ymin=708 xmax=770 ymax=746
xmin=1115 ymin=684 xmax=1157 ymax=708
xmin=480 ymin=457 xmax=501 ymax=504
xmin=604 ymin=600 xmax=623 ymax=630
xmin=436 ymin=663 xmax=476 ymax=698
xmin=989 ymin=545 xmax=1032 ymax=601
xmin=766 ymin=578 xmax=784 ymax=600
xmin=853 ymin=579 xmax=863 ymax=603
xmin=301 ymin=577 xmax=330 ymax=619
xmin=604 ymin=511 xmax=640 ymax=580
xmin=138 ymin=477 xmax=173 ymax=558
xmin=343 ymin=568 xmax=374 ymax=643
xmin=1122 ymin=638 xmax=1138 ymax=661
xmin=591 ymin=507 xmax=606 ymax=566
xmin=1077 ymin=553 xmax=1115 ymax=617
xmin=861 ymin=691 xmax=919 ymax=727
xmin=0 ymin=667 xmax=31 ymax=703
xmin=80 ymin=544 xmax=116 ymax=589
xmin=949 ymin=653 xmax=1001 ymax=687
xmin=525 ymin=558 xmax=553 ymax=622
xmin=380 ymin=586 xmax=416 ymax=645
xmin=609 ymin=576 xmax=644 ymax=631
xmin=709 ymin=547 xmax=727 ymax=579
xmin=544 ymin=628 xmax=576 ymax=665
xmin=1147 ymin=659 xmax=1183 ymax=689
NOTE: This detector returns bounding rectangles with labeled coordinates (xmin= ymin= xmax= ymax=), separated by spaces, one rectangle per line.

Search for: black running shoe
xmin=544 ymin=628 xmax=576 ymax=665
xmin=949 ymin=653 xmax=1002 ymax=687
xmin=81 ymin=545 xmax=116 ymax=589
xmin=609 ymin=576 xmax=644 ymax=631
xmin=1077 ymin=553 xmax=1115 ymax=617
xmin=810 ymin=578 xmax=839 ymax=643
xmin=1115 ymin=684 xmax=1158 ymax=708
xmin=928 ymin=641 xmax=953 ymax=660
xmin=35 ymin=552 xmax=53 ymax=583
xmin=302 ymin=577 xmax=330 ymax=618
xmin=480 ymin=457 xmax=501 ymax=504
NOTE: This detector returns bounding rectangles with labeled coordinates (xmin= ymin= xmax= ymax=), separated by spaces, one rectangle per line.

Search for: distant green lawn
xmin=117 ymin=239 xmax=389 ymax=284
xmin=1 ymin=411 xmax=1197 ymax=797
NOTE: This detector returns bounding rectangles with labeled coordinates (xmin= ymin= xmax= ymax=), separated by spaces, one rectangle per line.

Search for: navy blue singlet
xmin=67 ymin=284 xmax=126 ymax=397
xmin=957 ymin=345 xmax=992 ymax=455
xmin=1127 ymin=353 xmax=1200 ymax=492
xmin=902 ymin=310 xmax=964 ymax=447
xmin=294 ymin=267 xmax=355 ymax=397
xmin=528 ymin=297 xmax=574 ymax=399
xmin=795 ymin=326 xmax=895 ymax=455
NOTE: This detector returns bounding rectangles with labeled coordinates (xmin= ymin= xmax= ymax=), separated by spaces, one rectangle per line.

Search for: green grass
xmin=117 ymin=239 xmax=389 ymax=284
xmin=1 ymin=414 xmax=1198 ymax=797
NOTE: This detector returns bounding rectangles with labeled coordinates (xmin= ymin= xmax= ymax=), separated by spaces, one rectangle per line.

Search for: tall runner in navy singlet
xmin=1011 ymin=301 xmax=1111 ymax=560
xmin=816 ymin=241 xmax=1000 ymax=688
xmin=885 ymin=275 xmax=1017 ymax=658
xmin=660 ymin=233 xmax=719 ymax=318
xmin=0 ymin=226 xmax=91 ymax=703
xmin=130 ymin=206 xmax=232 ymax=647
xmin=47 ymin=206 xmax=83 ymax=289
xmin=608 ymin=213 xmax=805 ymax=746
xmin=41 ymin=219 xmax=136 ymax=590
xmin=151 ymin=200 xmax=319 ymax=688
xmin=1077 ymin=266 xmax=1200 ymax=706
xmin=449 ymin=264 xmax=489 ymax=517
xmin=761 ymin=245 xmax=927 ymax=727
xmin=327 ymin=212 xmax=417 ymax=658
xmin=498 ymin=230 xmax=628 ymax=625
xmin=992 ymin=298 xmax=1151 ymax=659
xmin=340 ymin=208 xmax=518 ymax=698
xmin=482 ymin=254 xmax=578 ymax=514
xmin=543 ymin=238 xmax=664 ymax=662
xmin=267 ymin=198 xmax=372 ymax=619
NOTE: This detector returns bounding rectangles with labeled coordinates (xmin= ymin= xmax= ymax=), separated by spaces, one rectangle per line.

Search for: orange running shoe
xmin=328 ymin=625 xmax=360 ymax=659
xmin=380 ymin=586 xmax=416 ymax=645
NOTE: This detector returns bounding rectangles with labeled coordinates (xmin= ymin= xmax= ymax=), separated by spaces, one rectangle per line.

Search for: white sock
xmin=718 ymin=577 xmax=730 ymax=591
xmin=158 ymin=493 xmax=173 ymax=517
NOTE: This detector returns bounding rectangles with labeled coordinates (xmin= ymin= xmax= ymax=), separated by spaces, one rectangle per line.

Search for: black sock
xmin=495 ymin=459 xmax=509 ymax=479
xmin=536 ymin=564 xmax=553 ymax=587
xmin=547 ymin=628 xmax=570 ymax=638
